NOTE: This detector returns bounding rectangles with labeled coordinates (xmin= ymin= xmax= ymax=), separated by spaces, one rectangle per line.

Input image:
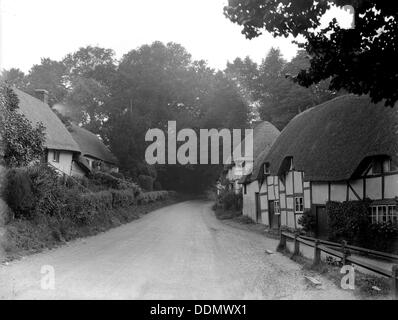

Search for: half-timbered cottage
xmin=234 ymin=122 xmax=280 ymax=221
xmin=225 ymin=121 xmax=280 ymax=193
xmin=241 ymin=94 xmax=398 ymax=236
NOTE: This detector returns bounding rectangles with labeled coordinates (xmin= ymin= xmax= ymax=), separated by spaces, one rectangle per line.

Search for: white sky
xmin=0 ymin=0 xmax=352 ymax=73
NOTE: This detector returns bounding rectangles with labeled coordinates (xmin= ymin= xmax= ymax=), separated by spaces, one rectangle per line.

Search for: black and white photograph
xmin=0 ymin=0 xmax=397 ymax=307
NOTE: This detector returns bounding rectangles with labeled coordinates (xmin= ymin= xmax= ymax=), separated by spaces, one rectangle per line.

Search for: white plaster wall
xmin=47 ymin=150 xmax=73 ymax=175
xmin=286 ymin=172 xmax=293 ymax=195
xmin=384 ymin=174 xmax=398 ymax=199
xmin=366 ymin=177 xmax=382 ymax=199
xmin=330 ymin=183 xmax=346 ymax=202
xmin=312 ymin=182 xmax=329 ymax=204
xmin=287 ymin=211 xmax=295 ymax=229
xmin=242 ymin=180 xmax=259 ymax=221
xmin=304 ymin=189 xmax=311 ymax=209
xmin=349 ymin=179 xmax=363 ymax=200
xmin=294 ymin=171 xmax=303 ymax=193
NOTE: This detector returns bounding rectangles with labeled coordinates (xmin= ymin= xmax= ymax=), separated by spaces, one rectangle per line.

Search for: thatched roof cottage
xmin=225 ymin=121 xmax=280 ymax=193
xmin=13 ymin=88 xmax=81 ymax=175
xmin=68 ymin=123 xmax=119 ymax=176
xmin=242 ymin=94 xmax=398 ymax=236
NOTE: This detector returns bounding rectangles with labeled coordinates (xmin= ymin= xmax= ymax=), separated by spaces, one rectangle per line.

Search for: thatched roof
xmin=13 ymin=88 xmax=81 ymax=153
xmin=69 ymin=123 xmax=118 ymax=165
xmin=232 ymin=121 xmax=280 ymax=162
xmin=237 ymin=121 xmax=280 ymax=184
xmin=265 ymin=94 xmax=398 ymax=182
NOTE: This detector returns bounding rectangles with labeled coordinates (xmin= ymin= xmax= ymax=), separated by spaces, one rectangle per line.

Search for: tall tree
xmin=0 ymin=68 xmax=27 ymax=89
xmin=25 ymin=58 xmax=67 ymax=106
xmin=224 ymin=0 xmax=398 ymax=106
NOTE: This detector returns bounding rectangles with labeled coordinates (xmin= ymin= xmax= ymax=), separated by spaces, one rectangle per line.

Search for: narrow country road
xmin=0 ymin=201 xmax=355 ymax=299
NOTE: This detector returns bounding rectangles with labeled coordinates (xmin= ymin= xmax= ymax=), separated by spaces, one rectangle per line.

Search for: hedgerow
xmin=2 ymin=164 xmax=175 ymax=222
xmin=326 ymin=200 xmax=398 ymax=252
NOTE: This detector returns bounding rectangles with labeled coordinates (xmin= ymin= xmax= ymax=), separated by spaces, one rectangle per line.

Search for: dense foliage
xmin=225 ymin=49 xmax=337 ymax=129
xmin=0 ymin=83 xmax=45 ymax=167
xmin=224 ymin=0 xmax=398 ymax=107
xmin=2 ymin=164 xmax=175 ymax=222
xmin=138 ymin=175 xmax=154 ymax=191
xmin=214 ymin=189 xmax=243 ymax=211
xmin=297 ymin=210 xmax=316 ymax=233
xmin=1 ymin=43 xmax=250 ymax=193
xmin=326 ymin=201 xmax=398 ymax=251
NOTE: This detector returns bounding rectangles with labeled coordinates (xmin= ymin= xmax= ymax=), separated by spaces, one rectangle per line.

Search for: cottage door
xmin=268 ymin=201 xmax=280 ymax=229
xmin=316 ymin=206 xmax=328 ymax=239
xmin=255 ymin=193 xmax=261 ymax=222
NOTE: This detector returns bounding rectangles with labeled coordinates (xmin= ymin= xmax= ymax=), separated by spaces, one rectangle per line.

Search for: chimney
xmin=34 ymin=89 xmax=49 ymax=105
xmin=250 ymin=120 xmax=263 ymax=128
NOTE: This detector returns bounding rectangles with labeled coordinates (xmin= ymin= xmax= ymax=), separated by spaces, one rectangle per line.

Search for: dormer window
xmin=264 ymin=163 xmax=270 ymax=175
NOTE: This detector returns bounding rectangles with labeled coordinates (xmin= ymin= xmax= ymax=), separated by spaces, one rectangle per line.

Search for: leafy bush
xmin=3 ymin=164 xmax=174 ymax=228
xmin=326 ymin=200 xmax=398 ymax=252
xmin=138 ymin=175 xmax=154 ymax=191
xmin=327 ymin=201 xmax=371 ymax=243
xmin=0 ymin=83 xmax=46 ymax=167
xmin=364 ymin=222 xmax=398 ymax=252
xmin=3 ymin=168 xmax=35 ymax=218
xmin=153 ymin=181 xmax=162 ymax=191
xmin=109 ymin=171 xmax=125 ymax=180
xmin=215 ymin=189 xmax=242 ymax=211
xmin=298 ymin=210 xmax=316 ymax=233
xmin=111 ymin=189 xmax=136 ymax=208
xmin=137 ymin=191 xmax=175 ymax=205
xmin=89 ymin=171 xmax=141 ymax=195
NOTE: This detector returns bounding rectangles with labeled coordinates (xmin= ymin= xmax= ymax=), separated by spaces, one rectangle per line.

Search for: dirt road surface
xmin=0 ymin=201 xmax=355 ymax=299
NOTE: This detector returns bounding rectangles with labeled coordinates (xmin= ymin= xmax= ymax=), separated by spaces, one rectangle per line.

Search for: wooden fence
xmin=278 ymin=231 xmax=398 ymax=299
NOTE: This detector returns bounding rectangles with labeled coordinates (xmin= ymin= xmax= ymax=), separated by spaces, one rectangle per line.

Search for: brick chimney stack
xmin=34 ymin=89 xmax=49 ymax=105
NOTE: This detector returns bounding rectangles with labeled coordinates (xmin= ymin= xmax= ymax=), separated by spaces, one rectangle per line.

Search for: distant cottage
xmin=224 ymin=121 xmax=280 ymax=194
xmin=12 ymin=88 xmax=118 ymax=177
xmin=240 ymin=95 xmax=398 ymax=237
xmin=68 ymin=123 xmax=119 ymax=177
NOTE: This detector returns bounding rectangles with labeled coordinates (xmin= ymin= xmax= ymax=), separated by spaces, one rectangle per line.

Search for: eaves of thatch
xmin=265 ymin=94 xmax=398 ymax=182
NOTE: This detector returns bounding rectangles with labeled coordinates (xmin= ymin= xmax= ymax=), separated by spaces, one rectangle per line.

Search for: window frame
xmin=370 ymin=205 xmax=398 ymax=225
xmin=263 ymin=163 xmax=270 ymax=175
xmin=294 ymin=196 xmax=304 ymax=213
xmin=52 ymin=150 xmax=60 ymax=163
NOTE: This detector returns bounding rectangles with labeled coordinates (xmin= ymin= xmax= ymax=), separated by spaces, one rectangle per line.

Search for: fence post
xmin=313 ymin=240 xmax=321 ymax=266
xmin=277 ymin=233 xmax=287 ymax=252
xmin=341 ymin=240 xmax=350 ymax=265
xmin=293 ymin=235 xmax=300 ymax=256
xmin=392 ymin=265 xmax=398 ymax=300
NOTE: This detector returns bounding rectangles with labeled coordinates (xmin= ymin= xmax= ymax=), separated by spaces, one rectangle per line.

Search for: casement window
xmin=52 ymin=150 xmax=60 ymax=163
xmin=383 ymin=159 xmax=398 ymax=173
xmin=294 ymin=197 xmax=304 ymax=213
xmin=263 ymin=163 xmax=270 ymax=175
xmin=274 ymin=200 xmax=281 ymax=215
xmin=372 ymin=160 xmax=383 ymax=175
xmin=370 ymin=205 xmax=398 ymax=225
